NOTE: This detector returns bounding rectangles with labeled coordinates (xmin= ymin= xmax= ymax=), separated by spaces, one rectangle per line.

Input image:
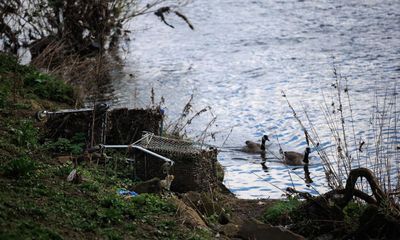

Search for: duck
xmin=242 ymin=135 xmax=269 ymax=153
xmin=280 ymin=147 xmax=311 ymax=166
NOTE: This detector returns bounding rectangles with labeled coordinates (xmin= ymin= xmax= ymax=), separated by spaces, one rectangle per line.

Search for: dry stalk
xmin=284 ymin=67 xmax=399 ymax=206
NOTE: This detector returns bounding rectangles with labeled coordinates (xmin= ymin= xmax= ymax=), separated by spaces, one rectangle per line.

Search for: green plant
xmin=131 ymin=194 xmax=176 ymax=215
xmin=2 ymin=155 xmax=36 ymax=178
xmin=0 ymin=221 xmax=62 ymax=240
xmin=0 ymin=53 xmax=32 ymax=74
xmin=10 ymin=120 xmax=38 ymax=149
xmin=0 ymin=53 xmax=74 ymax=103
xmin=343 ymin=201 xmax=366 ymax=232
xmin=53 ymin=164 xmax=73 ymax=177
xmin=80 ymin=182 xmax=100 ymax=193
xmin=24 ymin=71 xmax=74 ymax=103
xmin=262 ymin=197 xmax=301 ymax=225
xmin=187 ymin=228 xmax=213 ymax=240
xmin=0 ymin=85 xmax=10 ymax=108
xmin=44 ymin=136 xmax=84 ymax=155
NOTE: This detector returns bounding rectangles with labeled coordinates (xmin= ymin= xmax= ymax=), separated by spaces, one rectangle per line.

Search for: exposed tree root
xmin=338 ymin=167 xmax=386 ymax=208
xmin=286 ymin=168 xmax=400 ymax=239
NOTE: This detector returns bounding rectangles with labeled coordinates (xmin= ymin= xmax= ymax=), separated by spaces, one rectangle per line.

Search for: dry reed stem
xmin=283 ymin=67 xmax=399 ymax=206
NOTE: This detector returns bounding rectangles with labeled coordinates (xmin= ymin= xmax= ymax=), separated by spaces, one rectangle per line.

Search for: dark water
xmin=105 ymin=0 xmax=400 ymax=198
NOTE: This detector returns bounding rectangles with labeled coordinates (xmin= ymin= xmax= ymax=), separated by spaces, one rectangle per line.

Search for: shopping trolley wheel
xmin=35 ymin=111 xmax=48 ymax=122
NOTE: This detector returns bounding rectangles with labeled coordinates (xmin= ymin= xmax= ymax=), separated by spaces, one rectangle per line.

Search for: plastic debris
xmin=67 ymin=169 xmax=77 ymax=182
xmin=117 ymin=189 xmax=138 ymax=198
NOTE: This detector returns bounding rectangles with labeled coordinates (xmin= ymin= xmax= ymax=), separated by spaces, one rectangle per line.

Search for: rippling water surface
xmin=105 ymin=0 xmax=400 ymax=198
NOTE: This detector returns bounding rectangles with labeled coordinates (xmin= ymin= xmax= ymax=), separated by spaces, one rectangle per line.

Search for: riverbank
xmin=0 ymin=53 xmax=306 ymax=239
xmin=2 ymin=53 xmax=400 ymax=240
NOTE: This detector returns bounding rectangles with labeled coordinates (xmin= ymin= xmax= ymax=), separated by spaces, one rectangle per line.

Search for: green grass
xmin=44 ymin=136 xmax=85 ymax=155
xmin=0 ymin=161 xmax=192 ymax=239
xmin=262 ymin=197 xmax=301 ymax=225
xmin=343 ymin=201 xmax=367 ymax=232
xmin=2 ymin=155 xmax=36 ymax=178
xmin=0 ymin=54 xmax=214 ymax=239
xmin=0 ymin=115 xmax=200 ymax=239
xmin=0 ymin=53 xmax=74 ymax=104
xmin=10 ymin=120 xmax=39 ymax=149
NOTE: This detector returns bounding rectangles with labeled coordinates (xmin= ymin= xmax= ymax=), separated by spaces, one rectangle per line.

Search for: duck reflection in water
xmin=303 ymin=162 xmax=313 ymax=185
xmin=259 ymin=141 xmax=270 ymax=172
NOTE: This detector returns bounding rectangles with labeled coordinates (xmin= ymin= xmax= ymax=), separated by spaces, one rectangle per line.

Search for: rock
xmin=66 ymin=169 xmax=82 ymax=183
xmin=56 ymin=155 xmax=72 ymax=165
xmin=29 ymin=100 xmax=42 ymax=111
xmin=131 ymin=178 xmax=162 ymax=194
xmin=182 ymin=191 xmax=224 ymax=217
xmin=236 ymin=219 xmax=305 ymax=240
xmin=218 ymin=211 xmax=230 ymax=225
xmin=215 ymin=161 xmax=224 ymax=182
xmin=220 ymin=223 xmax=240 ymax=237
xmin=169 ymin=196 xmax=208 ymax=228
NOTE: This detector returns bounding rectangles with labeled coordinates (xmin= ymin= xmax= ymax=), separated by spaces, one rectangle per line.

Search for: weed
xmin=0 ymin=53 xmax=32 ymax=74
xmin=53 ymin=164 xmax=74 ymax=177
xmin=187 ymin=228 xmax=214 ymax=240
xmin=23 ymin=71 xmax=74 ymax=103
xmin=262 ymin=197 xmax=301 ymax=225
xmin=102 ymin=228 xmax=123 ymax=240
xmin=10 ymin=120 xmax=38 ymax=149
xmin=80 ymin=182 xmax=100 ymax=193
xmin=206 ymin=213 xmax=220 ymax=225
xmin=0 ymin=221 xmax=62 ymax=240
xmin=44 ymin=136 xmax=85 ymax=155
xmin=131 ymin=194 xmax=176 ymax=215
xmin=0 ymin=85 xmax=9 ymax=109
xmin=0 ymin=53 xmax=74 ymax=104
xmin=2 ymin=155 xmax=36 ymax=178
xmin=343 ymin=201 xmax=366 ymax=232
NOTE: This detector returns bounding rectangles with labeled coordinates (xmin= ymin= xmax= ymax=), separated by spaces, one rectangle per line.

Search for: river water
xmin=104 ymin=0 xmax=400 ymax=199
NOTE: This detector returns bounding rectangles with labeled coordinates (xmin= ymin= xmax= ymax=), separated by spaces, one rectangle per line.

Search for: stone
xmin=169 ymin=196 xmax=208 ymax=228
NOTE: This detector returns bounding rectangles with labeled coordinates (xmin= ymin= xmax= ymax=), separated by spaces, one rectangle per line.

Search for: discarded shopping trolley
xmin=133 ymin=133 xmax=219 ymax=192
xmin=35 ymin=103 xmax=109 ymax=122
xmin=88 ymin=132 xmax=219 ymax=192
xmin=88 ymin=133 xmax=175 ymax=173
xmin=36 ymin=105 xmax=164 ymax=146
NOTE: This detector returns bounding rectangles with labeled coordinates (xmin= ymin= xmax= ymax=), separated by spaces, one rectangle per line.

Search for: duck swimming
xmin=280 ymin=147 xmax=311 ymax=166
xmin=242 ymin=135 xmax=269 ymax=153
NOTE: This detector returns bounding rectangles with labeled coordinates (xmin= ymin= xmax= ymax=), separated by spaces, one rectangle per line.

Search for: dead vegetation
xmin=1 ymin=0 xmax=194 ymax=102
xmin=277 ymin=66 xmax=400 ymax=239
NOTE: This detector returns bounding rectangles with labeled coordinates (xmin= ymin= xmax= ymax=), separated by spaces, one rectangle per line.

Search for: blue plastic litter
xmin=117 ymin=189 xmax=138 ymax=197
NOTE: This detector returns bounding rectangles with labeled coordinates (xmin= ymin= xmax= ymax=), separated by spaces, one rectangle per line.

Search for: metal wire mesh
xmin=136 ymin=133 xmax=213 ymax=156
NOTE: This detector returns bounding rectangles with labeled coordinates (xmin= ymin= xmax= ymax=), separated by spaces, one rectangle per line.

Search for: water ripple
xmin=107 ymin=0 xmax=400 ymax=199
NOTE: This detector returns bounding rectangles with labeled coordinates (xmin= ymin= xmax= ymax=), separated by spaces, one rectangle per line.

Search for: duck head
xmin=261 ymin=135 xmax=269 ymax=151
